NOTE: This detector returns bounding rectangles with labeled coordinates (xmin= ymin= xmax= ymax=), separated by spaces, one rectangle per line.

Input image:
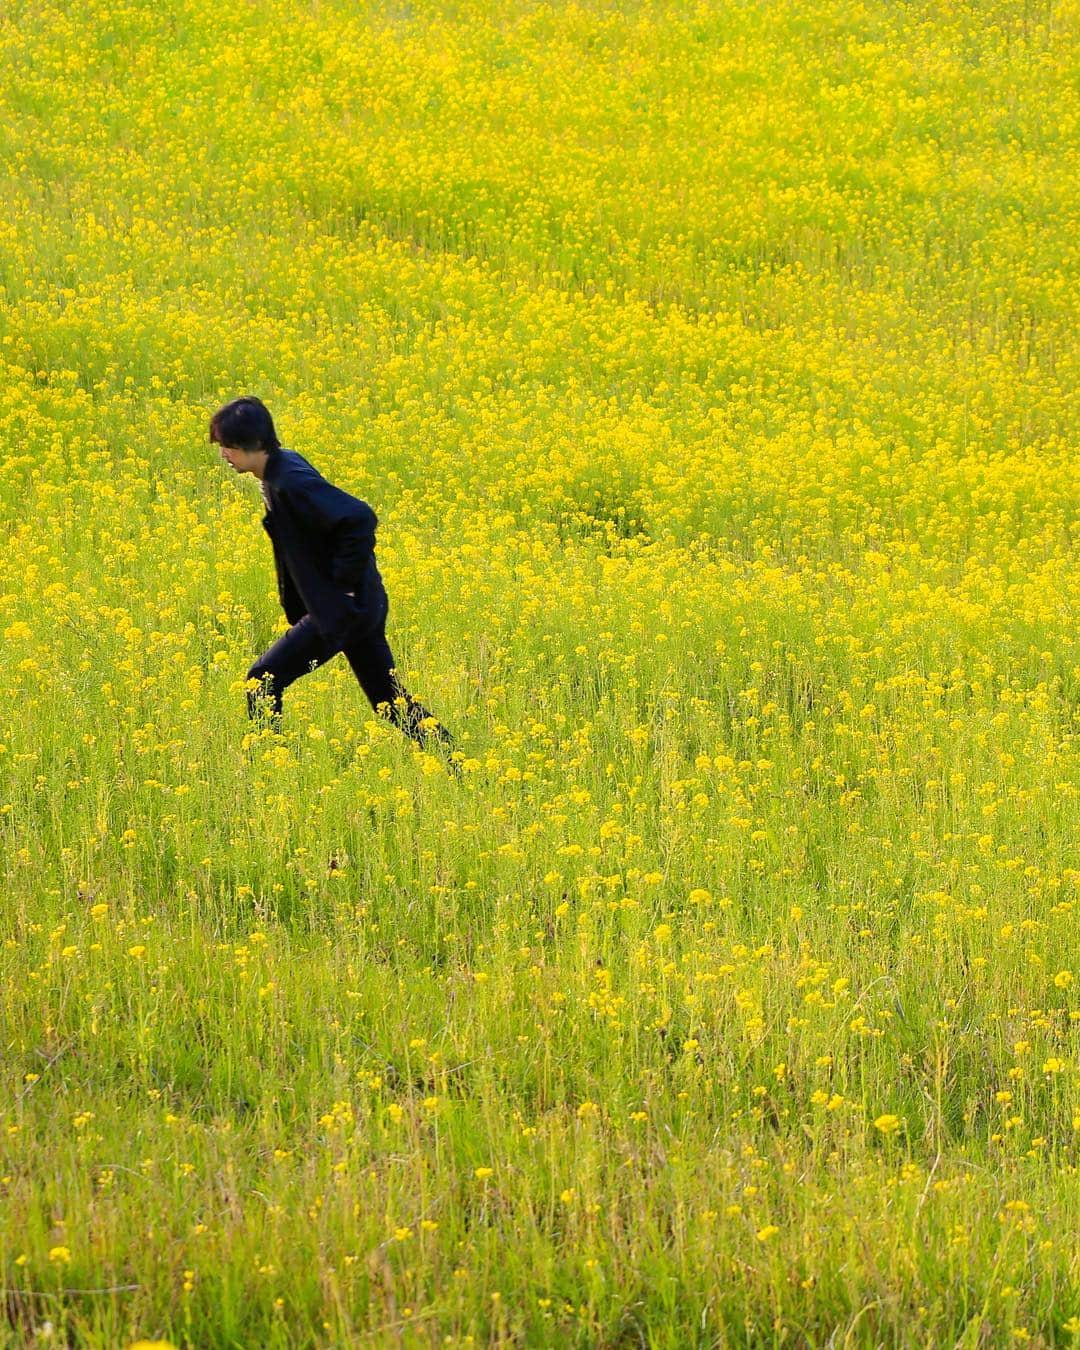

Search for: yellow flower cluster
xmin=0 ymin=0 xmax=1077 ymax=1344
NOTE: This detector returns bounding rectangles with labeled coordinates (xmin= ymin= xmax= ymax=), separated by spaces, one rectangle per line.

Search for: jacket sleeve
xmin=282 ymin=478 xmax=374 ymax=590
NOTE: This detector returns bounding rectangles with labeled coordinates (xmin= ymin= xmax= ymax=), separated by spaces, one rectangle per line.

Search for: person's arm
xmin=281 ymin=477 xmax=374 ymax=590
xmin=327 ymin=518 xmax=371 ymax=591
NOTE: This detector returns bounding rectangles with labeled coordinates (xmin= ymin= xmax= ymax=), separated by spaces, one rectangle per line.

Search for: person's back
xmin=259 ymin=446 xmax=387 ymax=640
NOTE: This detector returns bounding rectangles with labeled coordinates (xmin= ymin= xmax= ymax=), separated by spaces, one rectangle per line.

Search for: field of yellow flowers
xmin=1 ymin=0 xmax=1078 ymax=1344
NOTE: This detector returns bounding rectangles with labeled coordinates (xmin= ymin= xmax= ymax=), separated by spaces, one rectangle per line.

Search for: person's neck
xmin=252 ymin=448 xmax=275 ymax=481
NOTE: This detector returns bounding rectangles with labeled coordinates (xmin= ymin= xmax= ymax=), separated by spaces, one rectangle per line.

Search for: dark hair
xmin=209 ymin=396 xmax=281 ymax=452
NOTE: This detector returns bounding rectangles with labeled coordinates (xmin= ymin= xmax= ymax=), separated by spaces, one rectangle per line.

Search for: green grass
xmin=1 ymin=0 xmax=1078 ymax=1343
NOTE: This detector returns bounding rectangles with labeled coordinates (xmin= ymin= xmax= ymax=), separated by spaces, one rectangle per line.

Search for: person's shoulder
xmin=273 ymin=450 xmax=374 ymax=516
xmin=271 ymin=450 xmax=327 ymax=493
xmin=276 ymin=448 xmax=321 ymax=479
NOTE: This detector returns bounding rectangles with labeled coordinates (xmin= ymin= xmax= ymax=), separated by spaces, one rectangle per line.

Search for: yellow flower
xmin=874 ymin=1114 xmax=901 ymax=1134
xmin=756 ymin=1225 xmax=779 ymax=1242
xmin=474 ymin=1166 xmax=493 ymax=1180
xmin=48 ymin=1246 xmax=72 ymax=1264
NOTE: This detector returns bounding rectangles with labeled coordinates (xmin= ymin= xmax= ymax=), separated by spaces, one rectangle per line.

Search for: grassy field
xmin=1 ymin=0 xmax=1078 ymax=1344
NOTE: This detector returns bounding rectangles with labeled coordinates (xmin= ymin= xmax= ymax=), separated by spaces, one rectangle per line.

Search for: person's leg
xmin=342 ymin=606 xmax=453 ymax=750
xmin=246 ymin=616 xmax=334 ymax=727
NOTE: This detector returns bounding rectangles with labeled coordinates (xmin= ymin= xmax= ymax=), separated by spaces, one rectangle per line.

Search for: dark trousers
xmin=246 ymin=601 xmax=452 ymax=749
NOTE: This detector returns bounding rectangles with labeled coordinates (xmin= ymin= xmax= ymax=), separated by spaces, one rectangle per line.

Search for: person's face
xmin=218 ymin=442 xmax=263 ymax=474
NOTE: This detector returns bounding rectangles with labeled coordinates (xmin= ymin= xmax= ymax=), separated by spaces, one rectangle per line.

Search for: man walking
xmin=210 ymin=395 xmax=454 ymax=757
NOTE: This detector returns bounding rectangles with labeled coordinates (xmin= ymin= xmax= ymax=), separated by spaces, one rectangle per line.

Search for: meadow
xmin=1 ymin=0 xmax=1078 ymax=1344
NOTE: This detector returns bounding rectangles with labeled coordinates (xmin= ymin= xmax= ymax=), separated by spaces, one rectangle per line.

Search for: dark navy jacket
xmin=260 ymin=448 xmax=387 ymax=642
